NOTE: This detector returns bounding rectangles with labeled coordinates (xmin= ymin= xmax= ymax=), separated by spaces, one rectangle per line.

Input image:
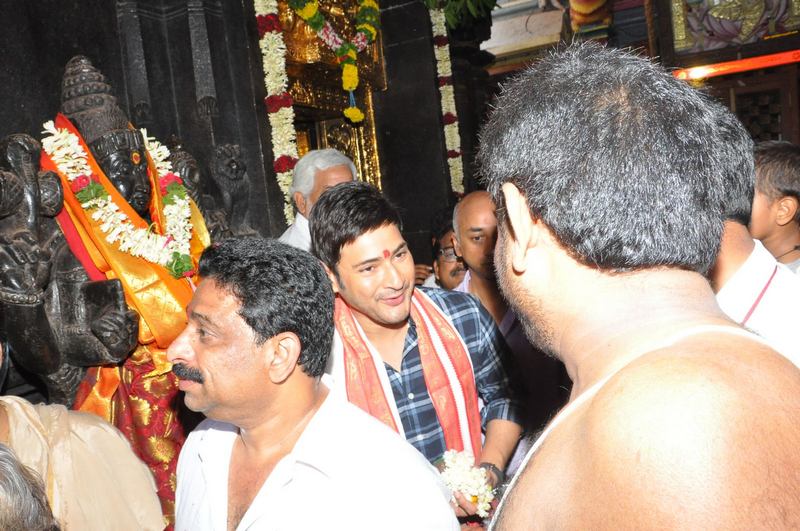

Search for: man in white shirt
xmin=709 ymin=142 xmax=800 ymax=367
xmin=749 ymin=141 xmax=800 ymax=273
xmin=168 ymin=238 xmax=458 ymax=531
xmin=279 ymin=149 xmax=356 ymax=251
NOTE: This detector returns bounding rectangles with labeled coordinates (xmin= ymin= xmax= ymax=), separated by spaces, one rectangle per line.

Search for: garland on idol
xmin=288 ymin=0 xmax=381 ymax=123
xmin=429 ymin=8 xmax=465 ymax=194
xmin=254 ymin=0 xmax=301 ymax=223
xmin=41 ymin=121 xmax=196 ymax=278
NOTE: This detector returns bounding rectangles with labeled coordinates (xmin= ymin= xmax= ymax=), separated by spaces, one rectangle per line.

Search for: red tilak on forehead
xmin=383 ymin=249 xmax=391 ymax=259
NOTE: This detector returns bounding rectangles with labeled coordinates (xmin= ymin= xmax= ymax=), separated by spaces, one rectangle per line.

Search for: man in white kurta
xmin=716 ymin=239 xmax=800 ymax=367
xmin=176 ymin=391 xmax=458 ymax=531
xmin=279 ymin=149 xmax=356 ymax=251
xmin=0 ymin=395 xmax=164 ymax=530
xmin=169 ymin=238 xmax=458 ymax=531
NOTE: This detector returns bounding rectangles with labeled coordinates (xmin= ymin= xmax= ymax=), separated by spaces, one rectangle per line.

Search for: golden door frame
xmin=279 ymin=0 xmax=386 ymax=189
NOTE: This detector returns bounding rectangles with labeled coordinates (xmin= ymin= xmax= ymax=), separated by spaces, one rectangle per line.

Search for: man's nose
xmin=166 ymin=328 xmax=190 ymax=364
xmin=384 ymin=262 xmax=404 ymax=289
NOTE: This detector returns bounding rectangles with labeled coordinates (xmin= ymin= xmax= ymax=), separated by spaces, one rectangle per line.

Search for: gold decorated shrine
xmin=279 ymin=0 xmax=385 ymax=188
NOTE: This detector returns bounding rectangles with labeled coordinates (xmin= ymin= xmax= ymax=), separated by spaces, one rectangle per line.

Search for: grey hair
xmin=0 ymin=443 xmax=60 ymax=530
xmin=289 ymin=149 xmax=357 ymax=200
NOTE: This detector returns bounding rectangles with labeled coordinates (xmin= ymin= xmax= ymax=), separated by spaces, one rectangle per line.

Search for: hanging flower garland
xmin=429 ymin=8 xmax=464 ymax=194
xmin=255 ymin=0 xmax=300 ymax=223
xmin=288 ymin=0 xmax=381 ymax=123
xmin=41 ymin=121 xmax=196 ymax=278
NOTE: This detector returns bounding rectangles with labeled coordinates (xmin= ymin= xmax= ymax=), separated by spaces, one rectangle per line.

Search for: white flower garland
xmin=41 ymin=121 xmax=194 ymax=272
xmin=429 ymin=8 xmax=465 ymax=194
xmin=255 ymin=0 xmax=300 ymax=224
xmin=440 ymin=450 xmax=495 ymax=518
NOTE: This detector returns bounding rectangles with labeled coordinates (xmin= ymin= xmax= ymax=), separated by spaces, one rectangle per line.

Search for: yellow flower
xmin=297 ymin=0 xmax=318 ymax=20
xmin=361 ymin=0 xmax=379 ymax=10
xmin=344 ymin=106 xmax=365 ymax=123
xmin=357 ymin=23 xmax=377 ymax=41
xmin=342 ymin=63 xmax=359 ymax=91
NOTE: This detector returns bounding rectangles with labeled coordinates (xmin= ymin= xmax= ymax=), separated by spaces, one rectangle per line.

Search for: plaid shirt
xmin=385 ymin=287 xmax=524 ymax=464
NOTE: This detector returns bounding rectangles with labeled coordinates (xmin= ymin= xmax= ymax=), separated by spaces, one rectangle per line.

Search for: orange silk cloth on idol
xmin=334 ymin=290 xmax=483 ymax=460
xmin=40 ymin=114 xmax=210 ymax=525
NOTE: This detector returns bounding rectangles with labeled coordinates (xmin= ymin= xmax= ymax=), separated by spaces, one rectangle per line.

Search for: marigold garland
xmin=429 ymin=8 xmax=464 ymax=194
xmin=288 ymin=0 xmax=380 ymax=123
xmin=255 ymin=0 xmax=300 ymax=223
xmin=41 ymin=121 xmax=196 ymax=278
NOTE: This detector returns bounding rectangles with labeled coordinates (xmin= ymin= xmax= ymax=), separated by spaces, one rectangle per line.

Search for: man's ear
xmin=293 ymin=191 xmax=308 ymax=218
xmin=452 ymin=233 xmax=463 ymax=258
xmin=776 ymin=196 xmax=799 ymax=226
xmin=322 ymin=263 xmax=341 ymax=294
xmin=267 ymin=332 xmax=302 ymax=384
xmin=501 ymin=182 xmax=538 ymax=273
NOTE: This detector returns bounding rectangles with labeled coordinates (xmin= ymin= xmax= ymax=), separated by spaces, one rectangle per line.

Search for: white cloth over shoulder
xmin=0 ymin=396 xmax=164 ymax=531
xmin=716 ymin=240 xmax=800 ymax=367
xmin=278 ymin=213 xmax=310 ymax=251
xmin=176 ymin=391 xmax=459 ymax=531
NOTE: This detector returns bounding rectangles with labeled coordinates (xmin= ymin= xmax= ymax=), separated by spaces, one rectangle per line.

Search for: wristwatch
xmin=479 ymin=462 xmax=505 ymax=487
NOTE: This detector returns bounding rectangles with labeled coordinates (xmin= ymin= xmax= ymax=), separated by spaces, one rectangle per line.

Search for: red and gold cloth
xmin=40 ymin=114 xmax=210 ymax=527
xmin=334 ymin=289 xmax=482 ymax=460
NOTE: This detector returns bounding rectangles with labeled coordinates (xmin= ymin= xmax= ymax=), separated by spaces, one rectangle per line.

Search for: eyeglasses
xmin=438 ymin=246 xmax=459 ymax=263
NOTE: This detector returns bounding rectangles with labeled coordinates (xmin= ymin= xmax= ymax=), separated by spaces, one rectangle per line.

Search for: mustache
xmin=449 ymin=266 xmax=466 ymax=278
xmin=172 ymin=363 xmax=204 ymax=384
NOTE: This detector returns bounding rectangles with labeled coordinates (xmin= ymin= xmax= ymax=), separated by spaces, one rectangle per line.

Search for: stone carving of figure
xmin=168 ymin=141 xmax=232 ymax=241
xmin=210 ymin=143 xmax=256 ymax=236
xmin=0 ymin=133 xmax=138 ymax=405
xmin=19 ymin=55 xmax=210 ymax=525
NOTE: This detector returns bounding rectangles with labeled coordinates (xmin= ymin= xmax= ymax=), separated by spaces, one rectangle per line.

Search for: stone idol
xmin=0 ymin=55 xmax=249 ymax=523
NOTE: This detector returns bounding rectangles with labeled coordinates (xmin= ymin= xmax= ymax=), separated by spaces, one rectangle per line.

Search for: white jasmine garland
xmin=440 ymin=450 xmax=494 ymax=518
xmin=429 ymin=8 xmax=465 ymax=193
xmin=41 ymin=121 xmax=195 ymax=275
xmin=255 ymin=0 xmax=299 ymax=224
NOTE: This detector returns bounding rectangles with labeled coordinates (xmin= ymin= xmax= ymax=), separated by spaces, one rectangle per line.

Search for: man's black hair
xmin=198 ymin=238 xmax=333 ymax=378
xmin=309 ymin=181 xmax=402 ymax=272
xmin=754 ymin=141 xmax=800 ymax=222
xmin=479 ymin=43 xmax=754 ymax=274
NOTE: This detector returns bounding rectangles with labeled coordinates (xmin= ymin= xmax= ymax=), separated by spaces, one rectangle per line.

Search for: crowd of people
xmin=1 ymin=42 xmax=799 ymax=530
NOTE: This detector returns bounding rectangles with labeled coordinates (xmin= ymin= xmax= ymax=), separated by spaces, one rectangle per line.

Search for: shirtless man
xmin=479 ymin=43 xmax=800 ymax=529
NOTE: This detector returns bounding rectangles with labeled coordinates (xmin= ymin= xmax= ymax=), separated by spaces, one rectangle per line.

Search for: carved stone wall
xmin=0 ymin=0 xmax=288 ymax=240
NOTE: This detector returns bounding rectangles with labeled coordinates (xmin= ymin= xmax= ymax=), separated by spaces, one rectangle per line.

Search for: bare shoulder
xmin=578 ymin=337 xmax=800 ymax=528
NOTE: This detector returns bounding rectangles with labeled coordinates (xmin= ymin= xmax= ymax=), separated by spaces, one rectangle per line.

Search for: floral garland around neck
xmin=255 ymin=0 xmax=300 ymax=223
xmin=41 ymin=120 xmax=195 ymax=278
xmin=429 ymin=8 xmax=464 ymax=194
xmin=288 ymin=0 xmax=381 ymax=123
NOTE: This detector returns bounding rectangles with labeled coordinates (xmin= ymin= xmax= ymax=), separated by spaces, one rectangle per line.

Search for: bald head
xmin=452 ymin=191 xmax=498 ymax=280
xmin=453 ymin=191 xmax=494 ymax=240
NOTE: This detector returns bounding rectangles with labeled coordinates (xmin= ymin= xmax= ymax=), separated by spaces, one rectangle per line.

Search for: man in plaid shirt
xmin=310 ymin=182 xmax=524 ymax=520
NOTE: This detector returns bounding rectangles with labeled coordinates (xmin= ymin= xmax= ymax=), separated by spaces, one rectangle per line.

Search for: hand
xmin=0 ymin=232 xmax=46 ymax=292
xmin=91 ymin=308 xmax=139 ymax=361
xmin=414 ymin=264 xmax=433 ymax=286
xmin=451 ymin=490 xmax=480 ymax=518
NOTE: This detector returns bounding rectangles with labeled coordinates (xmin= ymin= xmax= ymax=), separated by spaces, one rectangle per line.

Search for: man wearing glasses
xmin=422 ymin=205 xmax=466 ymax=290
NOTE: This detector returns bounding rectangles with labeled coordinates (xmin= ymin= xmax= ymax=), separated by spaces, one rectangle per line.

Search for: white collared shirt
xmin=716 ymin=240 xmax=800 ymax=367
xmin=175 ymin=392 xmax=459 ymax=531
xmin=278 ymin=213 xmax=310 ymax=252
